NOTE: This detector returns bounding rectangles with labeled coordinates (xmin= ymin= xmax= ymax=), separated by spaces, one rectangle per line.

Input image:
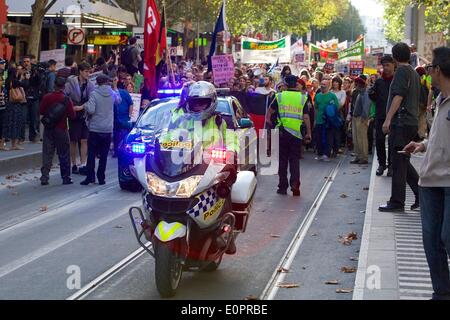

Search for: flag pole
xmin=162 ymin=0 xmax=175 ymax=86
xmin=223 ymin=0 xmax=227 ymax=54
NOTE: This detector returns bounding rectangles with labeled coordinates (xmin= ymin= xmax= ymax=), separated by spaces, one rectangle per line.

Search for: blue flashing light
xmin=131 ymin=143 xmax=146 ymax=154
xmin=157 ymin=89 xmax=183 ymax=97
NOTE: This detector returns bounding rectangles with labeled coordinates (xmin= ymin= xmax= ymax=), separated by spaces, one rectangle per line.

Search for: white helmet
xmin=185 ymin=81 xmax=218 ymax=120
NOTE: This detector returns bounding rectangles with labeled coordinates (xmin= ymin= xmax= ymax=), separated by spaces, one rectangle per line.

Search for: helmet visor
xmin=186 ymin=98 xmax=212 ymax=113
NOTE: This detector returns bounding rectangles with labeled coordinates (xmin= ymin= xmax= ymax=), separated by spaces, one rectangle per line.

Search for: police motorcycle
xmin=128 ymin=82 xmax=257 ymax=298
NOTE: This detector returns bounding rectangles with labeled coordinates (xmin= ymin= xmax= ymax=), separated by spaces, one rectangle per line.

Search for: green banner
xmin=337 ymin=38 xmax=365 ymax=60
xmin=242 ymin=38 xmax=286 ymax=51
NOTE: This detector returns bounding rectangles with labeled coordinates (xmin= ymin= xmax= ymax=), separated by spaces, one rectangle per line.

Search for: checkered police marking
xmin=187 ymin=189 xmax=217 ymax=217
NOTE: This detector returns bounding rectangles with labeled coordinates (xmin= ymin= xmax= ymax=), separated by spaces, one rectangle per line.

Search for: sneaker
xmin=62 ymin=178 xmax=73 ymax=185
xmin=411 ymin=201 xmax=420 ymax=211
xmin=80 ymin=178 xmax=95 ymax=185
xmin=314 ymin=156 xmax=324 ymax=161
xmin=78 ymin=166 xmax=88 ymax=176
xmin=376 ymin=166 xmax=386 ymax=176
xmin=40 ymin=180 xmax=49 ymax=186
xmin=350 ymin=159 xmax=360 ymax=164
xmin=358 ymin=160 xmax=369 ymax=165
xmin=387 ymin=167 xmax=393 ymax=177
xmin=322 ymin=155 xmax=330 ymax=162
xmin=72 ymin=165 xmax=79 ymax=174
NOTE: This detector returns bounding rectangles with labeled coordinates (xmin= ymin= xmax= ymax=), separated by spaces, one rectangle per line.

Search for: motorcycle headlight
xmin=146 ymin=173 xmax=202 ymax=198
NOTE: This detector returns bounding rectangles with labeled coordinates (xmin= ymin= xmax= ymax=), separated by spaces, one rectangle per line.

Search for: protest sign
xmin=349 ymin=61 xmax=364 ymax=77
xmin=130 ymin=93 xmax=142 ymax=122
xmin=211 ymin=54 xmax=235 ymax=86
xmin=324 ymin=59 xmax=335 ymax=73
xmin=241 ymin=36 xmax=291 ymax=64
xmin=40 ymin=48 xmax=66 ymax=69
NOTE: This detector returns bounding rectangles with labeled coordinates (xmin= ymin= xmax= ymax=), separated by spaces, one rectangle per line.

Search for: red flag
xmin=143 ymin=0 xmax=161 ymax=98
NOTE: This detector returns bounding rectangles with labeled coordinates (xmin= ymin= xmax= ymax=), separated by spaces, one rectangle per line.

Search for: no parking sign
xmin=67 ymin=28 xmax=85 ymax=45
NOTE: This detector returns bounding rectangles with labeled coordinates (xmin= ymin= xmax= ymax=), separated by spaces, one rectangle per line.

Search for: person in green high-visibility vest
xmin=265 ymin=75 xmax=312 ymax=197
xmin=160 ymin=81 xmax=239 ymax=155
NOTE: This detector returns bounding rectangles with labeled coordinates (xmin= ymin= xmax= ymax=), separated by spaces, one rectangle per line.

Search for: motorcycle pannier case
xmin=231 ymin=171 xmax=257 ymax=232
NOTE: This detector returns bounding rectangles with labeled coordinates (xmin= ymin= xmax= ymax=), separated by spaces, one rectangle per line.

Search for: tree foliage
xmin=310 ymin=3 xmax=366 ymax=42
xmin=382 ymin=0 xmax=450 ymax=42
xmin=163 ymin=0 xmax=350 ymax=38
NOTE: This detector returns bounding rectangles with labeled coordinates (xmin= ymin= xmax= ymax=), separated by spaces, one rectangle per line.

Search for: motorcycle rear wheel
xmin=154 ymin=240 xmax=183 ymax=298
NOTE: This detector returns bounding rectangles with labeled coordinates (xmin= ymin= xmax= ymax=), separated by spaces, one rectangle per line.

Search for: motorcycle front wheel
xmin=154 ymin=239 xmax=183 ymax=298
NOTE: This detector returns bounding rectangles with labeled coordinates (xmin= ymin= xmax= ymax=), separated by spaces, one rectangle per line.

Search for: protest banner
xmin=337 ymin=38 xmax=365 ymax=60
xmin=130 ymin=93 xmax=142 ymax=122
xmin=349 ymin=61 xmax=364 ymax=77
xmin=324 ymin=59 xmax=335 ymax=73
xmin=133 ymin=73 xmax=144 ymax=93
xmin=40 ymin=48 xmax=66 ymax=69
xmin=423 ymin=32 xmax=446 ymax=62
xmin=363 ymin=55 xmax=379 ymax=70
xmin=211 ymin=54 xmax=235 ymax=85
xmin=241 ymin=36 xmax=291 ymax=64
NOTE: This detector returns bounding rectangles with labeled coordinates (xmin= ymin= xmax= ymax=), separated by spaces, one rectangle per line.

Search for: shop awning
xmin=6 ymin=0 xmax=137 ymax=28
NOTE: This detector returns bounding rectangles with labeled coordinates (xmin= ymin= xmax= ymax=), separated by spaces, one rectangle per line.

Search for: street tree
xmin=382 ymin=0 xmax=450 ymax=42
xmin=310 ymin=3 xmax=366 ymax=43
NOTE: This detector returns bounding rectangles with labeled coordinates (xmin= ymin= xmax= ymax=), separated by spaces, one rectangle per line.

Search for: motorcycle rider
xmin=161 ymin=81 xmax=239 ymax=254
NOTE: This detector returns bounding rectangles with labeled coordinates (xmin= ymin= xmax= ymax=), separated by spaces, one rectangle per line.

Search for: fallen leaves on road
xmin=341 ymin=266 xmax=357 ymax=273
xmin=270 ymin=234 xmax=281 ymax=238
xmin=348 ymin=221 xmax=355 ymax=225
xmin=244 ymin=295 xmax=259 ymax=300
xmin=349 ymin=257 xmax=359 ymax=261
xmin=277 ymin=283 xmax=300 ymax=289
xmin=10 ymin=192 xmax=19 ymax=196
xmin=39 ymin=206 xmax=48 ymax=212
xmin=277 ymin=267 xmax=290 ymax=273
xmin=6 ymin=175 xmax=16 ymax=180
xmin=356 ymin=198 xmax=361 ymax=201
xmin=114 ymin=225 xmax=124 ymax=229
xmin=6 ymin=185 xmax=15 ymax=189
xmin=363 ymin=187 xmax=369 ymax=191
xmin=325 ymin=280 xmax=340 ymax=285
xmin=311 ymin=233 xmax=318 ymax=237
xmin=339 ymin=232 xmax=358 ymax=245
xmin=336 ymin=288 xmax=353 ymax=294
xmin=340 ymin=194 xmax=348 ymax=198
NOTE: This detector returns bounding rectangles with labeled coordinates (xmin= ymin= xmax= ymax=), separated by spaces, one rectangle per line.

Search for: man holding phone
xmin=379 ymin=42 xmax=421 ymax=212
xmin=403 ymin=46 xmax=450 ymax=300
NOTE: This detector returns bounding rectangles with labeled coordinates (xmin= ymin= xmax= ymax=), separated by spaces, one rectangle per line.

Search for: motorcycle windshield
xmin=153 ymin=110 xmax=202 ymax=178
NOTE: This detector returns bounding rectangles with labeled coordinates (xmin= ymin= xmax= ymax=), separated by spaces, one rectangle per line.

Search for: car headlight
xmin=146 ymin=173 xmax=202 ymax=198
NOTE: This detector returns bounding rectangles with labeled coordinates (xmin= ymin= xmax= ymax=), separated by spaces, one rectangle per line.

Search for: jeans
xmin=420 ymin=187 xmax=450 ymax=300
xmin=27 ymin=99 xmax=40 ymax=141
xmin=326 ymin=126 xmax=340 ymax=156
xmin=388 ymin=124 xmax=419 ymax=206
xmin=278 ymin=129 xmax=302 ymax=191
xmin=86 ymin=132 xmax=112 ymax=182
xmin=315 ymin=124 xmax=329 ymax=157
xmin=375 ymin=118 xmax=391 ymax=168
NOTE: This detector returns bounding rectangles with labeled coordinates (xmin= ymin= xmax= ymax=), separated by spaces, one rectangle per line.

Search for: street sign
xmin=67 ymin=28 xmax=85 ymax=45
xmin=169 ymin=47 xmax=177 ymax=56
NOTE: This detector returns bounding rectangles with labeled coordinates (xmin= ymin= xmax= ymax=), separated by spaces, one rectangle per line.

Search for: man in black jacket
xmin=368 ymin=55 xmax=395 ymax=176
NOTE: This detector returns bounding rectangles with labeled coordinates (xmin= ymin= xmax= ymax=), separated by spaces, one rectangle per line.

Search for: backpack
xmin=38 ymin=70 xmax=50 ymax=97
xmin=324 ymin=102 xmax=343 ymax=128
xmin=121 ymin=46 xmax=133 ymax=67
xmin=41 ymin=96 xmax=68 ymax=129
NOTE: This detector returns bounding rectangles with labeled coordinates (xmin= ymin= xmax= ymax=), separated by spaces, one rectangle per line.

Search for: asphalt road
xmin=0 ymin=151 xmax=371 ymax=300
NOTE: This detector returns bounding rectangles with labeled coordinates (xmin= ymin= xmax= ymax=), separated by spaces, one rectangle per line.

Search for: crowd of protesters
xmin=0 ymin=38 xmax=442 ymax=188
